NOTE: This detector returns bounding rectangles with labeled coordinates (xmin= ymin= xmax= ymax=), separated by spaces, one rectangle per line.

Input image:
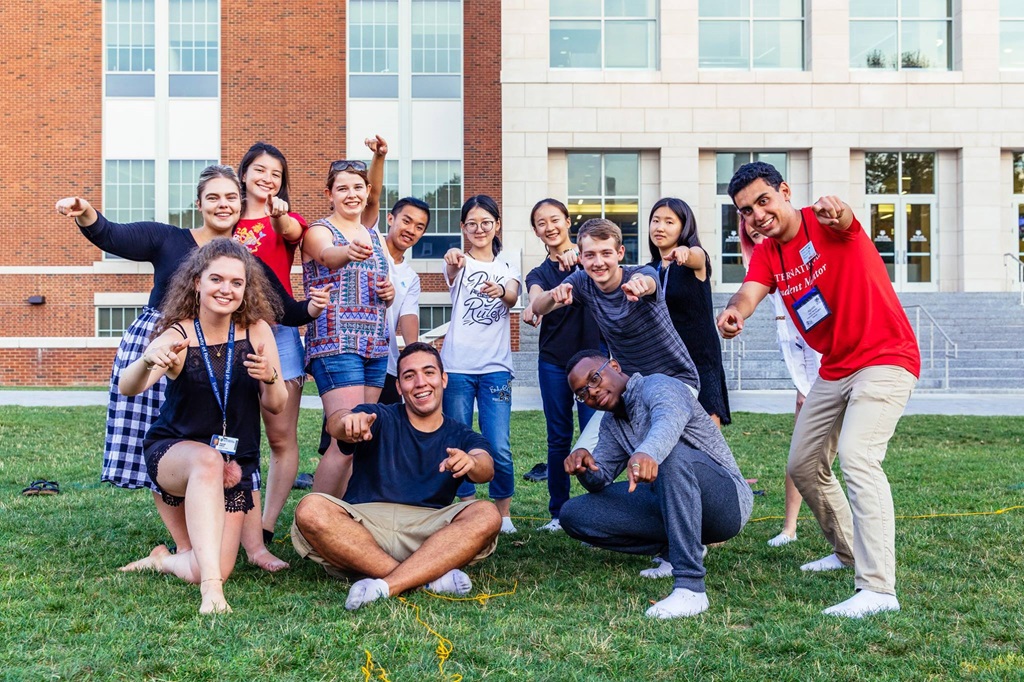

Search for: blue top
xmin=563 ymin=265 xmax=700 ymax=391
xmin=525 ymin=259 xmax=603 ymax=368
xmin=340 ymin=403 xmax=495 ymax=509
xmin=80 ymin=211 xmax=314 ymax=326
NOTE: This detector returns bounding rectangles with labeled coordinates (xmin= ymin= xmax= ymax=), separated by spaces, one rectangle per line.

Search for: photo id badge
xmin=799 ymin=240 xmax=817 ymax=264
xmin=792 ymin=286 xmax=831 ymax=333
xmin=210 ymin=434 xmax=238 ymax=456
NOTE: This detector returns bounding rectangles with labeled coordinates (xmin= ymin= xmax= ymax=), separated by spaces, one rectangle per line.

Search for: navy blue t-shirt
xmin=340 ymin=403 xmax=494 ymax=509
xmin=525 ymin=259 xmax=603 ymax=368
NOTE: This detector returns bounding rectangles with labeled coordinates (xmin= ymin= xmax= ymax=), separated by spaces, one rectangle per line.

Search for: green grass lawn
xmin=1 ymin=407 xmax=1022 ymax=681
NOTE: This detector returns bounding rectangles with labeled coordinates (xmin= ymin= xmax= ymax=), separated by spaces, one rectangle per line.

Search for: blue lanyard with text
xmin=193 ymin=318 xmax=233 ymax=436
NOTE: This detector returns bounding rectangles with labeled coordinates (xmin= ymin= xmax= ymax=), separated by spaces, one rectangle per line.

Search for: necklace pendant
xmin=216 ymin=349 xmax=222 ymax=358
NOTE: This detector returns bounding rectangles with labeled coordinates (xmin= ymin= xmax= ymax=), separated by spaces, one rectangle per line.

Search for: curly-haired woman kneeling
xmin=118 ymin=238 xmax=287 ymax=614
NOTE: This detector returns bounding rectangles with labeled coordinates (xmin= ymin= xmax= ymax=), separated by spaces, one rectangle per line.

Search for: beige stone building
xmin=501 ymin=0 xmax=1024 ymax=294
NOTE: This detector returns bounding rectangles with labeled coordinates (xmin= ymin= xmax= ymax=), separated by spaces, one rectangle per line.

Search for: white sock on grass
xmin=800 ymin=553 xmax=848 ymax=572
xmin=639 ymin=557 xmax=673 ymax=579
xmin=822 ymin=590 xmax=900 ymax=618
xmin=345 ymin=578 xmax=389 ymax=611
xmin=500 ymin=517 xmax=518 ymax=534
xmin=425 ymin=569 xmax=472 ymax=595
xmin=645 ymin=588 xmax=710 ymax=619
xmin=767 ymin=531 xmax=797 ymax=547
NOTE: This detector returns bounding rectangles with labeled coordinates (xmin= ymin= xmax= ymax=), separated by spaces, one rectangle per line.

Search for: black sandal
xmin=21 ymin=480 xmax=60 ymax=496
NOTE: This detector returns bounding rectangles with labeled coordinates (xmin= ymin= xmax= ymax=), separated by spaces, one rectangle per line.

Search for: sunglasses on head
xmin=331 ymin=160 xmax=368 ymax=173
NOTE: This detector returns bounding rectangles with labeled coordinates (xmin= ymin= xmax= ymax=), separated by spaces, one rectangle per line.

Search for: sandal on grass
xmin=22 ymin=480 xmax=60 ymax=496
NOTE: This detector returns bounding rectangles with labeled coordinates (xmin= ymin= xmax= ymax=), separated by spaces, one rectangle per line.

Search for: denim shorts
xmin=309 ymin=353 xmax=388 ymax=394
xmin=273 ymin=325 xmax=306 ymax=382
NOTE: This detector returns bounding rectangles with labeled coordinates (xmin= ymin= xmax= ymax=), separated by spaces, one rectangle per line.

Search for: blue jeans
xmin=443 ymin=371 xmax=514 ymax=501
xmin=538 ymin=359 xmax=596 ymax=518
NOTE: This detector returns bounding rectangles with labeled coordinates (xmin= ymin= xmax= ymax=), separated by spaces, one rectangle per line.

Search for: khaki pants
xmin=787 ymin=365 xmax=916 ymax=595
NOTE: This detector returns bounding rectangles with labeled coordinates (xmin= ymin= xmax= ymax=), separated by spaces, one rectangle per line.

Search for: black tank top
xmin=145 ymin=324 xmax=261 ymax=468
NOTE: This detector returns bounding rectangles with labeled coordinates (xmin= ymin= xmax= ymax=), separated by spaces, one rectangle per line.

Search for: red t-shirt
xmin=234 ymin=212 xmax=308 ymax=296
xmin=745 ymin=206 xmax=920 ymax=380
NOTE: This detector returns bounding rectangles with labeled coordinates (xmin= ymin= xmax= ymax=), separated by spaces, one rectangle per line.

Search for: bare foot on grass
xmin=119 ymin=544 xmax=172 ymax=573
xmin=247 ymin=547 xmax=290 ymax=572
xmin=199 ymin=578 xmax=232 ymax=614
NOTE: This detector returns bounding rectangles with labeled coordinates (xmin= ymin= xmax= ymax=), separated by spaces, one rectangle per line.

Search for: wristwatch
xmin=262 ymin=367 xmax=279 ymax=385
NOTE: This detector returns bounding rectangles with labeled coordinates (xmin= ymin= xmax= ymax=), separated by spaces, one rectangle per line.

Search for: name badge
xmin=792 ymin=286 xmax=831 ymax=333
xmin=799 ymin=241 xmax=817 ymax=264
xmin=210 ymin=435 xmax=239 ymax=456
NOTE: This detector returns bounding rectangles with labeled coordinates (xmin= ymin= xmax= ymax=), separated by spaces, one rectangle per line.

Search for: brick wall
xmin=0 ymin=1 xmax=103 ymax=267
xmin=2 ymin=273 xmax=152 ymax=337
xmin=0 ymin=349 xmax=114 ymax=386
xmin=220 ymin=1 xmax=346 ymax=226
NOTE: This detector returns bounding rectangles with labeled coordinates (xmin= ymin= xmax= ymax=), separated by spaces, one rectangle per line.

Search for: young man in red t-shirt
xmin=717 ymin=162 xmax=920 ymax=619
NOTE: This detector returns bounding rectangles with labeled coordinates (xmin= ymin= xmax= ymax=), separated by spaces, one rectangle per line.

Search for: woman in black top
xmin=647 ymin=197 xmax=731 ymax=426
xmin=521 ymin=199 xmax=603 ymax=530
xmin=55 ymin=166 xmax=327 ymax=572
xmin=117 ymin=238 xmax=287 ymax=614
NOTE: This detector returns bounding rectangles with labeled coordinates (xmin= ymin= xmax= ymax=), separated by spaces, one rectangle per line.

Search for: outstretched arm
xmin=717 ymin=281 xmax=771 ymax=339
xmin=362 ymin=135 xmax=389 ymax=228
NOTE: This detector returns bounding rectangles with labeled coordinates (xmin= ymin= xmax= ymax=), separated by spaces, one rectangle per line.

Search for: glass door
xmin=867 ymin=196 xmax=937 ymax=291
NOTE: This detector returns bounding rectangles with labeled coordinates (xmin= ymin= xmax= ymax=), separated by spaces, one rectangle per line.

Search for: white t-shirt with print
xmin=385 ymin=256 xmax=422 ymax=376
xmin=440 ymin=252 xmax=521 ymax=376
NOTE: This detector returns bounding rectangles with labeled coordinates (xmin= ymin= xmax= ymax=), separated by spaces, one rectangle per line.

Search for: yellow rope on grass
xmin=362 ymin=649 xmax=392 ymax=682
xmin=748 ymin=504 xmax=1024 ymax=524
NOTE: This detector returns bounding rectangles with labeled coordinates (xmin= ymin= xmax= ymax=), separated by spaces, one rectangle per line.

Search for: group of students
xmin=57 ymin=147 xmax=919 ymax=620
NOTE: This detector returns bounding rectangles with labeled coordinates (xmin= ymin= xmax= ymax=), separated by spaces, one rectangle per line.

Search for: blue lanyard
xmin=193 ymin=318 xmax=233 ymax=436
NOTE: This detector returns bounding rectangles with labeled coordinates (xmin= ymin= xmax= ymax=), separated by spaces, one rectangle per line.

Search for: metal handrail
xmin=1004 ymin=253 xmax=1024 ymax=306
xmin=901 ymin=304 xmax=958 ymax=389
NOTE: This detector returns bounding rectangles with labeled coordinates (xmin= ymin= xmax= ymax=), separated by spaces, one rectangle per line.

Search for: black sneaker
xmin=523 ymin=463 xmax=548 ymax=482
xmin=293 ymin=473 xmax=314 ymax=490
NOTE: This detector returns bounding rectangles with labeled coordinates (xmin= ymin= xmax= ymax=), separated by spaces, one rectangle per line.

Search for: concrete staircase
xmin=511 ymin=293 xmax=1024 ymax=392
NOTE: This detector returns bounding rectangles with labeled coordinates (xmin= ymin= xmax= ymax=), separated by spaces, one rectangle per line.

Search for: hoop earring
xmin=237 ymin=299 xmax=246 ymax=314
xmin=195 ymin=290 xmax=200 ymax=309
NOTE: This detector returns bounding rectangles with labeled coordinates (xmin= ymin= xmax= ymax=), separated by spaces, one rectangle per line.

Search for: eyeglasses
xmin=464 ymin=219 xmax=496 ymax=233
xmin=331 ymin=160 xmax=368 ymax=173
xmin=574 ymin=358 xmax=612 ymax=403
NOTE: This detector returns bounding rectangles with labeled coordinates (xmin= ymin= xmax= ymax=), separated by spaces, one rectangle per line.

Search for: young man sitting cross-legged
xmin=560 ymin=351 xmax=753 ymax=619
xmin=291 ymin=342 xmax=502 ymax=610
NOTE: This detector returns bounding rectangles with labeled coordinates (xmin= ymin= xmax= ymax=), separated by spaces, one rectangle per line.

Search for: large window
xmin=412 ymin=0 xmax=462 ymax=98
xmin=550 ymin=0 xmax=658 ymax=70
xmin=104 ymin=160 xmax=156 ymax=224
xmin=567 ymin=152 xmax=641 ymax=264
xmin=349 ymin=0 xmax=400 ymax=98
xmin=104 ymin=0 xmax=156 ymax=96
xmin=168 ymin=0 xmax=220 ymax=97
xmin=411 ymin=160 xmax=462 ymax=259
xmin=698 ymin=0 xmax=804 ymax=70
xmin=378 ymin=159 xmax=400 ymax=229
xmin=97 ymin=306 xmax=146 ymax=337
xmin=169 ymin=159 xmax=217 ymax=229
xmin=865 ymin=152 xmax=937 ymax=290
xmin=419 ymin=305 xmax=452 ymax=335
xmin=850 ymin=0 xmax=952 ymax=70
xmin=716 ymin=152 xmax=788 ymax=284
xmin=1002 ymin=1 xmax=1024 ymax=70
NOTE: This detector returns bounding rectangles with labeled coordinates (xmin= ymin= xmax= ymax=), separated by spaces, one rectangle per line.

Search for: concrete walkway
xmin=3 ymin=388 xmax=1024 ymax=416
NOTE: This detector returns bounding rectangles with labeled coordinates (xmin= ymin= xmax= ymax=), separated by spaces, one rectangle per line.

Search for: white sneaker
xmin=500 ymin=517 xmax=518 ymax=534
xmin=645 ymin=588 xmax=710 ymax=619
xmin=800 ymin=553 xmax=848 ymax=572
xmin=536 ymin=518 xmax=562 ymax=532
xmin=822 ymin=590 xmax=900 ymax=619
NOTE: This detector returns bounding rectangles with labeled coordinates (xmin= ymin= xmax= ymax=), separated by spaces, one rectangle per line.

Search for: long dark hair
xmin=461 ymin=194 xmax=502 ymax=256
xmin=647 ymin=197 xmax=701 ymax=264
xmin=238 ymin=142 xmax=291 ymax=211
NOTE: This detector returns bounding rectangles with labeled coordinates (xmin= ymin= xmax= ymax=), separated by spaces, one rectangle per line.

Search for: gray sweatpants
xmin=560 ymin=443 xmax=744 ymax=593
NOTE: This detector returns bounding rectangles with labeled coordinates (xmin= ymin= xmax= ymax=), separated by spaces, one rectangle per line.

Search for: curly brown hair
xmin=154 ymin=238 xmax=283 ymax=337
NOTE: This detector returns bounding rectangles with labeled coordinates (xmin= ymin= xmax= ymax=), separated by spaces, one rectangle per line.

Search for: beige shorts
xmin=291 ymin=494 xmax=498 ymax=579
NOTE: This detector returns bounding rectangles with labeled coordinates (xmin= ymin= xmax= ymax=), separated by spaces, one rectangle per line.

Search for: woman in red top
xmin=234 ymin=142 xmax=314 ymax=570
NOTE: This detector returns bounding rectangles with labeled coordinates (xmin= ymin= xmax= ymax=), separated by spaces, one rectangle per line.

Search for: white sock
xmin=345 ymin=578 xmax=389 ymax=611
xmin=645 ymin=588 xmax=710 ymax=619
xmin=767 ymin=531 xmax=798 ymax=548
xmin=639 ymin=557 xmax=674 ymax=579
xmin=424 ymin=569 xmax=472 ymax=595
xmin=500 ymin=517 xmax=518 ymax=534
xmin=822 ymin=590 xmax=900 ymax=619
xmin=536 ymin=518 xmax=562 ymax=532
xmin=800 ymin=553 xmax=848 ymax=572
